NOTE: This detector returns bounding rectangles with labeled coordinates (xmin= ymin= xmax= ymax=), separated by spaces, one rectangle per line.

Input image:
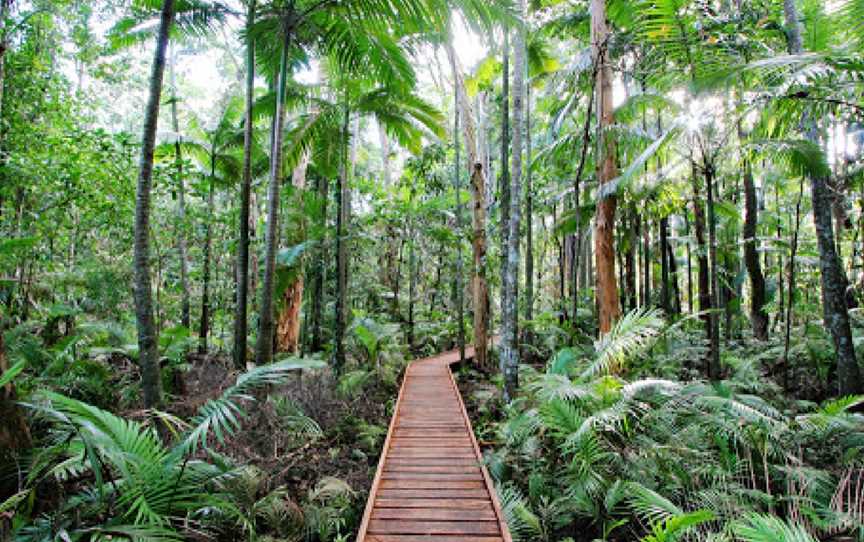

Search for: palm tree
xmin=501 ymin=0 xmax=526 ymax=401
xmin=131 ymin=0 xmax=176 ymax=408
xmin=782 ymin=0 xmax=861 ymax=395
xmin=234 ymin=0 xmax=257 ymax=369
xmin=113 ymin=0 xmax=229 ymax=407
xmin=591 ymin=0 xmax=620 ymax=335
xmin=247 ymin=0 xmax=445 ymax=367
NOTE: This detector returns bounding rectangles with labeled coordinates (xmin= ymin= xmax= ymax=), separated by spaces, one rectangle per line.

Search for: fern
xmin=640 ymin=509 xmax=714 ymax=542
xmin=733 ymin=513 xmax=818 ymax=542
xmin=583 ymin=308 xmax=665 ymax=379
xmin=496 ymin=483 xmax=543 ymax=542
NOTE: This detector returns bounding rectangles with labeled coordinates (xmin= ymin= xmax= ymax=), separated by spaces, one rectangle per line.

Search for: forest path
xmin=355 ymin=344 xmax=512 ymax=542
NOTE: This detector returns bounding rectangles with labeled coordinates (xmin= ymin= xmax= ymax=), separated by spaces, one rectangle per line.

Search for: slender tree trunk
xmin=642 ymin=221 xmax=651 ymax=307
xmin=233 ymin=0 xmax=255 ymax=368
xmin=784 ymin=0 xmax=861 ymax=395
xmin=624 ymin=214 xmax=637 ymax=310
xmin=667 ymin=235 xmax=681 ymax=314
xmin=500 ymin=29 xmax=511 ymax=289
xmin=693 ymin=178 xmax=712 ymax=370
xmin=407 ymin=200 xmax=417 ymax=354
xmin=502 ymin=5 xmax=525 ymax=402
xmin=310 ymin=175 xmax=328 ymax=353
xmin=333 ymin=105 xmax=350 ymax=372
xmin=199 ymin=158 xmax=216 ymax=354
xmin=444 ymin=40 xmax=489 ymax=369
xmin=254 ymin=35 xmax=290 ymax=366
xmin=453 ymin=82 xmax=466 ymax=361
xmin=705 ymin=164 xmax=721 ymax=379
xmin=743 ymin=158 xmax=768 ymax=340
xmin=783 ymin=177 xmax=805 ymax=386
xmin=524 ymin=82 xmax=534 ymax=341
xmin=685 ymin=213 xmax=693 ymax=313
xmin=133 ymin=0 xmax=175 ymax=408
xmin=660 ymin=216 xmax=670 ymax=313
xmin=168 ymin=48 xmax=191 ymax=329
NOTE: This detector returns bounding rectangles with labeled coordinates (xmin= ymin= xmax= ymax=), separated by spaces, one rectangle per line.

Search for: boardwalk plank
xmin=355 ymin=343 xmax=510 ymax=542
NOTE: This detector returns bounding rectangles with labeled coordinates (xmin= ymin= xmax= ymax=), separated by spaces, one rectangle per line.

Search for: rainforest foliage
xmin=2 ymin=0 xmax=864 ymax=540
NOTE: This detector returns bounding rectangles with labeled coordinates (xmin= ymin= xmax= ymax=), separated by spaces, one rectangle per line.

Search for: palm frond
xmin=733 ymin=513 xmax=818 ymax=542
xmin=178 ymin=358 xmax=324 ymax=455
xmin=582 ymin=308 xmax=665 ymax=379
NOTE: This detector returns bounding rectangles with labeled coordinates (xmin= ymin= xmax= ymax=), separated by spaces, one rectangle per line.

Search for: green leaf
xmin=0 ymin=359 xmax=27 ymax=388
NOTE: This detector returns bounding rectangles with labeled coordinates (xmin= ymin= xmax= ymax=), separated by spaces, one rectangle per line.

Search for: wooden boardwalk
xmin=356 ymin=345 xmax=512 ymax=542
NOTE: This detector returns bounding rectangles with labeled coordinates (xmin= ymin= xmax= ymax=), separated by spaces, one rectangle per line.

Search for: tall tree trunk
xmin=444 ymin=40 xmax=489 ymax=369
xmin=198 ymin=159 xmax=216 ymax=354
xmin=254 ymin=36 xmax=290 ymax=366
xmin=813 ymin=170 xmax=862 ymax=394
xmin=624 ymin=214 xmax=637 ymax=310
xmin=500 ymin=30 xmax=511 ymax=278
xmin=310 ymin=175 xmax=328 ymax=353
xmin=168 ymin=48 xmax=191 ymax=330
xmin=705 ymin=165 xmax=721 ymax=379
xmin=684 ymin=212 xmax=693 ymax=313
xmin=276 ymin=155 xmax=309 ymax=354
xmin=784 ymin=0 xmax=861 ymax=395
xmin=454 ymin=87 xmax=466 ymax=361
xmin=333 ymin=105 xmax=350 ymax=372
xmin=667 ymin=232 xmax=681 ymax=314
xmin=660 ymin=216 xmax=670 ymax=313
xmin=233 ymin=0 xmax=255 ymax=369
xmin=523 ymin=82 xmax=534 ymax=341
xmin=407 ymin=201 xmax=417 ymax=354
xmin=692 ymin=178 xmax=712 ymax=372
xmin=743 ymin=158 xmax=768 ymax=340
xmin=133 ymin=0 xmax=175 ymax=408
xmin=591 ymin=0 xmax=620 ymax=335
xmin=502 ymin=5 xmax=525 ymax=402
xmin=782 ymin=177 xmax=805 ymax=386
xmin=642 ymin=221 xmax=650 ymax=307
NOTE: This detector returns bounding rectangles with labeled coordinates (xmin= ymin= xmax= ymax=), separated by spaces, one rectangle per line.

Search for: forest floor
xmin=164 ymin=354 xmax=397 ymax=535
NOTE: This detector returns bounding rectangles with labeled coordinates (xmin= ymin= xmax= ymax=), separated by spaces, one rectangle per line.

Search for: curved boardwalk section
xmin=356 ymin=346 xmax=512 ymax=542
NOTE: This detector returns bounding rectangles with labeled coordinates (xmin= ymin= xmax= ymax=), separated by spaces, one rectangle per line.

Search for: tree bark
xmin=692 ymin=177 xmax=712 ymax=372
xmin=444 ymin=40 xmax=489 ymax=369
xmin=133 ymin=0 xmax=175 ymax=408
xmin=233 ymin=0 xmax=255 ymax=369
xmin=502 ymin=5 xmax=525 ymax=402
xmin=333 ymin=105 xmax=350 ymax=372
xmin=198 ymin=159 xmax=216 ymax=354
xmin=784 ymin=0 xmax=861 ymax=395
xmin=743 ymin=158 xmax=768 ymax=340
xmin=523 ymin=82 xmax=534 ymax=338
xmin=310 ymin=175 xmax=328 ymax=353
xmin=660 ymin=216 xmax=670 ymax=313
xmin=168 ymin=48 xmax=191 ymax=330
xmin=276 ymin=155 xmax=309 ymax=354
xmin=591 ymin=0 xmax=620 ymax=333
xmin=500 ymin=30 xmax=511 ymax=280
xmin=254 ymin=35 xmax=290 ymax=366
xmin=454 ymin=81 xmax=466 ymax=361
xmin=705 ymin=164 xmax=722 ymax=379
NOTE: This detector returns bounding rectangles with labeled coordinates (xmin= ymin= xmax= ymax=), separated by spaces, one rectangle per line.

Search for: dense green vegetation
xmin=3 ymin=0 xmax=864 ymax=540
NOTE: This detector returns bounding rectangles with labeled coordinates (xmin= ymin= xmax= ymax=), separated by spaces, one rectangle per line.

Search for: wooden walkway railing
xmin=355 ymin=345 xmax=512 ymax=542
